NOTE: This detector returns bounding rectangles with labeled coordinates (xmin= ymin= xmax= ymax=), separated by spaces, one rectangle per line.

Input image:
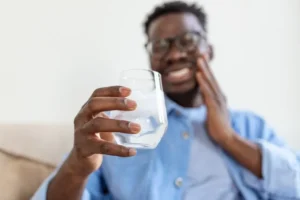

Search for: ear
xmin=201 ymin=44 xmax=214 ymax=62
xmin=207 ymin=44 xmax=214 ymax=61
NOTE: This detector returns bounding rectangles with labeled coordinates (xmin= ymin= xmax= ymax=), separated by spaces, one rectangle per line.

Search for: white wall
xmin=0 ymin=0 xmax=299 ymax=149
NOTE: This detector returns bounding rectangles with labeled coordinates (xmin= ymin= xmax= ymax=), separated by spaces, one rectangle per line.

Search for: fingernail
xmin=128 ymin=122 xmax=141 ymax=133
xmin=124 ymin=99 xmax=137 ymax=109
xmin=128 ymin=148 xmax=137 ymax=156
xmin=119 ymin=87 xmax=131 ymax=96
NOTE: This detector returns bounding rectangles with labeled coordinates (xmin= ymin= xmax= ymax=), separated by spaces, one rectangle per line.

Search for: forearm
xmin=220 ymin=132 xmax=262 ymax=178
xmin=47 ymin=157 xmax=89 ymax=200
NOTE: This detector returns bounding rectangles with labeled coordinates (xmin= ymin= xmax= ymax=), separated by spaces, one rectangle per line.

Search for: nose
xmin=165 ymin=43 xmax=187 ymax=65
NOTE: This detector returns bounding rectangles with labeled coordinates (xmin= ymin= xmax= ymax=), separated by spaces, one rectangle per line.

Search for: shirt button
xmin=175 ymin=110 xmax=181 ymax=117
xmin=174 ymin=177 xmax=183 ymax=188
xmin=182 ymin=132 xmax=189 ymax=139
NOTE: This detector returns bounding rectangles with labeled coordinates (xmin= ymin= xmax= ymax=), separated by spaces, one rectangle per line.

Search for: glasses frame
xmin=145 ymin=31 xmax=207 ymax=57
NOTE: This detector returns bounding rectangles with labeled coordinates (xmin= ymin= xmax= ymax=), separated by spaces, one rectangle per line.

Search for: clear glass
xmin=110 ymin=69 xmax=168 ymax=149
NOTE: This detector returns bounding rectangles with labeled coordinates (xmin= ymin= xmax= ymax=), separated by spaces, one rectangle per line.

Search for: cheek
xmin=188 ymin=45 xmax=210 ymax=59
xmin=149 ymin=57 xmax=161 ymax=72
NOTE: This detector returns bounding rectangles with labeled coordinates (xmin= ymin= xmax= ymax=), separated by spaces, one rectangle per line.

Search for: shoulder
xmin=229 ymin=109 xmax=265 ymax=124
xmin=228 ymin=109 xmax=275 ymax=140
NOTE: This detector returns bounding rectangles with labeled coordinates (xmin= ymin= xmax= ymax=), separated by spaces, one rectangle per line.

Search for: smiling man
xmin=32 ymin=1 xmax=300 ymax=200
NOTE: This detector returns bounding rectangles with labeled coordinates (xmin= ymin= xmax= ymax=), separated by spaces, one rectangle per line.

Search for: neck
xmin=167 ymin=87 xmax=203 ymax=108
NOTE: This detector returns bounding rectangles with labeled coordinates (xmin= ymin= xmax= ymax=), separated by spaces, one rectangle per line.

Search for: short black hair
xmin=144 ymin=1 xmax=207 ymax=35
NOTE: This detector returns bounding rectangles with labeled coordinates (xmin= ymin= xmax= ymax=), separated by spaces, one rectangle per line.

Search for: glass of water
xmin=110 ymin=69 xmax=168 ymax=149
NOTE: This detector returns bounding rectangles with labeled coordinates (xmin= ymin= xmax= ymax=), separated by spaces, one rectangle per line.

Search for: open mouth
xmin=164 ymin=67 xmax=194 ymax=84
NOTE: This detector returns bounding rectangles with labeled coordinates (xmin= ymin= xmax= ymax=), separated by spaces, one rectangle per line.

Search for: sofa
xmin=0 ymin=124 xmax=73 ymax=200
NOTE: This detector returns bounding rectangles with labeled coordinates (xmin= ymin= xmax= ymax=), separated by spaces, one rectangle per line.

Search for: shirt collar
xmin=165 ymin=95 xmax=177 ymax=115
xmin=165 ymin=95 xmax=191 ymax=116
xmin=164 ymin=95 xmax=206 ymax=118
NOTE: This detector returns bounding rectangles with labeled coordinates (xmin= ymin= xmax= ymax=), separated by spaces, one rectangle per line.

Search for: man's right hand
xmin=67 ymin=86 xmax=141 ymax=177
xmin=45 ymin=86 xmax=140 ymax=200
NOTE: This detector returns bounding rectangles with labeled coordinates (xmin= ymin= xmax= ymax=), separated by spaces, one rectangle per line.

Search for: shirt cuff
xmin=242 ymin=140 xmax=300 ymax=198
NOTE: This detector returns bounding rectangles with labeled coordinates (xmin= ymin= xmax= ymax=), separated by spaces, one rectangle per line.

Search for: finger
xmin=93 ymin=114 xmax=116 ymax=142
xmin=91 ymin=86 xmax=131 ymax=98
xmin=81 ymin=117 xmax=141 ymax=135
xmin=202 ymin=57 xmax=227 ymax=102
xmin=196 ymin=57 xmax=216 ymax=90
xmin=93 ymin=114 xmax=116 ymax=143
xmin=75 ymin=86 xmax=132 ymax=128
xmin=74 ymin=97 xmax=137 ymax=127
xmin=196 ymin=57 xmax=226 ymax=103
xmin=84 ymin=97 xmax=136 ymax=116
xmin=196 ymin=72 xmax=216 ymax=107
xmin=197 ymin=57 xmax=222 ymax=95
xmin=89 ymin=140 xmax=136 ymax=157
xmin=80 ymin=86 xmax=131 ymax=109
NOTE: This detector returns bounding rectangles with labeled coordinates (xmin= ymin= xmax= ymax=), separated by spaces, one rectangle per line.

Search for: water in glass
xmin=110 ymin=69 xmax=168 ymax=149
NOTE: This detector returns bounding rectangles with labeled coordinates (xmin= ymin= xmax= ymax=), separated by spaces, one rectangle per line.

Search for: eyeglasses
xmin=145 ymin=31 xmax=206 ymax=57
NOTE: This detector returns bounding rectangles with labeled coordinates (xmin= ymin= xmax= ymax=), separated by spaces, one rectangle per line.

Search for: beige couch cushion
xmin=0 ymin=123 xmax=73 ymax=200
xmin=0 ymin=149 xmax=55 ymax=200
xmin=0 ymin=124 xmax=73 ymax=166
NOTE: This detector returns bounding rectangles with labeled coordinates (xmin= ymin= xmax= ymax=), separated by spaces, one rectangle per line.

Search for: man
xmin=32 ymin=1 xmax=300 ymax=200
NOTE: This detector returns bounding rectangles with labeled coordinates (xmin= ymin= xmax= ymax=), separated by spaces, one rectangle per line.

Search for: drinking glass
xmin=109 ymin=69 xmax=168 ymax=149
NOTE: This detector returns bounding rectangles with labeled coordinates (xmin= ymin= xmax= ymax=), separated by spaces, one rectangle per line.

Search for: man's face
xmin=146 ymin=12 xmax=209 ymax=95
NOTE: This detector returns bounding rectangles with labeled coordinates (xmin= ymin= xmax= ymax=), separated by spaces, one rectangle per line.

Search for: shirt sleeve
xmin=239 ymin=114 xmax=300 ymax=199
xmin=31 ymin=170 xmax=92 ymax=200
xmin=31 ymin=154 xmax=110 ymax=200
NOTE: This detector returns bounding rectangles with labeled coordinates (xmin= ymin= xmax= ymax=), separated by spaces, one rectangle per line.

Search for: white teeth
xmin=168 ymin=68 xmax=190 ymax=78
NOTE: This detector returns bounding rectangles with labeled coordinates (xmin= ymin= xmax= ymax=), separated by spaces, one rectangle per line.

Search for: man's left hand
xmin=195 ymin=56 xmax=235 ymax=146
xmin=195 ymin=56 xmax=263 ymax=178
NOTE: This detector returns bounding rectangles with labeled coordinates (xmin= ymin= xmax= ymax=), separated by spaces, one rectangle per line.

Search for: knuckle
xmin=73 ymin=113 xmax=84 ymax=128
xmin=75 ymin=142 xmax=89 ymax=158
xmin=92 ymin=88 xmax=102 ymax=97
xmin=86 ymin=98 xmax=97 ymax=112
xmin=117 ymin=120 xmax=129 ymax=131
xmin=75 ymin=126 xmax=89 ymax=138
xmin=95 ymin=117 xmax=104 ymax=130
xmin=119 ymin=146 xmax=128 ymax=156
xmin=99 ymin=143 xmax=110 ymax=154
xmin=114 ymin=97 xmax=125 ymax=107
xmin=73 ymin=115 xmax=80 ymax=126
xmin=74 ymin=128 xmax=82 ymax=136
xmin=89 ymin=118 xmax=99 ymax=129
xmin=73 ymin=133 xmax=90 ymax=156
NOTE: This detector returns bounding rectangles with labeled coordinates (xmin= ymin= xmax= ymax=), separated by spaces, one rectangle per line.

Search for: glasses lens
xmin=146 ymin=32 xmax=203 ymax=56
xmin=147 ymin=39 xmax=169 ymax=56
xmin=178 ymin=32 xmax=200 ymax=51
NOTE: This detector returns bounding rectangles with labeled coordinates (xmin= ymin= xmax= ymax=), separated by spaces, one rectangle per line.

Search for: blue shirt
xmin=32 ymin=99 xmax=300 ymax=200
xmin=182 ymin=105 xmax=240 ymax=200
